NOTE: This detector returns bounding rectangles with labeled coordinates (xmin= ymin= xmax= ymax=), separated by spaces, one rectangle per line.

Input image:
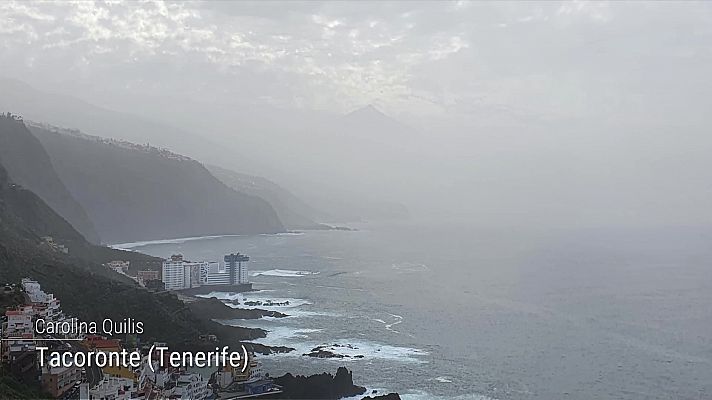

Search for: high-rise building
xmin=162 ymin=255 xmax=209 ymax=290
xmin=162 ymin=253 xmax=250 ymax=290
xmin=224 ymin=253 xmax=250 ymax=284
xmin=199 ymin=262 xmax=229 ymax=285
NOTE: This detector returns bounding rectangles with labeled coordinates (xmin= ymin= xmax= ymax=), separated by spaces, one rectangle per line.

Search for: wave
xmin=225 ymin=324 xmax=323 ymax=343
xmin=110 ymin=231 xmax=303 ymax=249
xmin=197 ymin=292 xmax=312 ymax=309
xmin=248 ymin=334 xmax=429 ymax=363
xmin=195 ymin=291 xmax=240 ymax=301
xmin=341 ymin=388 xmax=389 ymax=400
xmin=401 ymin=391 xmax=497 ymax=400
xmin=202 ymin=292 xmax=339 ymax=318
xmin=307 ymin=339 xmax=428 ymax=363
xmin=251 ymin=269 xmax=320 ymax=278
xmin=385 ymin=313 xmax=403 ymax=333
xmin=110 ymin=234 xmax=245 ymax=249
xmin=226 ymin=309 xmax=426 ymax=363
xmin=391 ymin=262 xmax=430 ymax=273
xmin=373 ymin=314 xmax=404 ymax=334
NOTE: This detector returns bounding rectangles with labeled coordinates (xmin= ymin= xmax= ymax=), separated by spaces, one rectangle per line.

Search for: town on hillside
xmin=1 ymin=251 xmax=285 ymax=400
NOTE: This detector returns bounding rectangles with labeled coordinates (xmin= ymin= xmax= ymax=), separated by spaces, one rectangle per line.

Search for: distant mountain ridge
xmin=28 ymin=122 xmax=285 ymax=243
xmin=0 ymin=78 xmax=223 ymax=162
xmin=0 ymin=114 xmax=100 ymax=243
xmin=206 ymin=164 xmax=330 ymax=230
xmin=340 ymin=104 xmax=413 ymax=136
xmin=0 ymin=78 xmax=412 ymax=224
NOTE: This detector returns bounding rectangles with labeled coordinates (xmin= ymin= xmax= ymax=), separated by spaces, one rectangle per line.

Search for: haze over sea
xmin=120 ymin=221 xmax=712 ymax=400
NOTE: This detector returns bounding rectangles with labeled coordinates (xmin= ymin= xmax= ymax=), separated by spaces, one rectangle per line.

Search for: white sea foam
xmin=260 ymin=232 xmax=304 ymax=236
xmin=195 ymin=292 xmax=241 ymax=301
xmin=373 ymin=314 xmax=404 ymax=334
xmin=401 ymin=391 xmax=497 ymax=400
xmin=251 ymin=269 xmax=320 ymax=278
xmin=235 ymin=296 xmax=311 ymax=310
xmin=247 ymin=333 xmax=428 ymax=363
xmin=435 ymin=376 xmax=453 ymax=383
xmin=312 ymin=284 xmax=367 ymax=292
xmin=202 ymin=292 xmax=338 ymax=318
xmin=310 ymin=340 xmax=428 ymax=362
xmin=110 ymin=234 xmax=244 ymax=249
xmin=199 ymin=292 xmax=312 ymax=308
xmin=341 ymin=388 xmax=389 ymax=400
xmin=385 ymin=313 xmax=403 ymax=333
xmin=226 ymin=323 xmax=323 ymax=343
xmin=391 ymin=262 xmax=430 ymax=273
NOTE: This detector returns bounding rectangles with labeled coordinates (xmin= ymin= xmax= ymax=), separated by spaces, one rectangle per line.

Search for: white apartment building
xmin=224 ymin=253 xmax=250 ymax=285
xmin=162 ymin=255 xmax=210 ymax=290
xmin=2 ymin=309 xmax=35 ymax=361
xmin=21 ymin=279 xmax=62 ymax=321
xmin=162 ymin=254 xmax=250 ymax=290
xmin=200 ymin=262 xmax=231 ymax=285
xmin=80 ymin=376 xmax=135 ymax=400
xmin=170 ymin=373 xmax=210 ymax=400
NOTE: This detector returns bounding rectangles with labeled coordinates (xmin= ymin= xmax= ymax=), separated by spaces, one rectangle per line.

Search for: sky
xmin=1 ymin=1 xmax=712 ymax=226
xmin=1 ymin=1 xmax=710 ymax=127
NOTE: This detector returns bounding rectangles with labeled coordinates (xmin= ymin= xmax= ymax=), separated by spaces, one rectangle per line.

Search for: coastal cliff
xmin=29 ymin=122 xmax=284 ymax=243
xmin=0 ymin=158 xmax=272 ymax=351
xmin=0 ymin=114 xmax=99 ymax=243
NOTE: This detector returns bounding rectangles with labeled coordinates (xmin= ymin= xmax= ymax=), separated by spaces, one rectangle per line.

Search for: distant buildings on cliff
xmin=161 ymin=253 xmax=250 ymax=290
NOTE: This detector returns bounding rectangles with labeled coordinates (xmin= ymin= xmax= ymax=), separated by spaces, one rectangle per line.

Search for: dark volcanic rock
xmin=303 ymin=343 xmax=364 ymax=359
xmin=243 ymin=342 xmax=293 ymax=356
xmin=274 ymin=367 xmax=366 ymax=399
xmin=362 ymin=394 xmax=401 ymax=400
xmin=303 ymin=349 xmax=345 ymax=359
xmin=188 ymin=297 xmax=288 ymax=320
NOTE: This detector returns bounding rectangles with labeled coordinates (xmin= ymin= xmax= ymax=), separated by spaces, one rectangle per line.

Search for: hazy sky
xmin=1 ymin=1 xmax=712 ymax=226
xmin=2 ymin=1 xmax=711 ymax=128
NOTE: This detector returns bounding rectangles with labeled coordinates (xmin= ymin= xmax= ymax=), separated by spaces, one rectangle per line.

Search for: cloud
xmin=0 ymin=1 xmax=710 ymax=126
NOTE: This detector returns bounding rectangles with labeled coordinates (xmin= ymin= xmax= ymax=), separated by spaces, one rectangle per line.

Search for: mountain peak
xmin=345 ymin=104 xmax=386 ymax=118
xmin=340 ymin=104 xmax=412 ymax=136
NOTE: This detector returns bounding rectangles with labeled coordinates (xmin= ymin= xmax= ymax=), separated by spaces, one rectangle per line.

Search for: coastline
xmin=128 ymin=232 xmax=408 ymax=399
xmin=108 ymin=227 xmax=354 ymax=251
xmin=177 ymin=283 xmax=254 ymax=296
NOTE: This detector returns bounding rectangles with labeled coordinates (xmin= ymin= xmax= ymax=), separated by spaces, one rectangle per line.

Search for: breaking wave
xmin=251 ymin=269 xmax=320 ymax=278
xmin=110 ymin=234 xmax=245 ymax=249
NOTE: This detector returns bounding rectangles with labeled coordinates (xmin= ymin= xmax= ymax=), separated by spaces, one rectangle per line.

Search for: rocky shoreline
xmin=180 ymin=295 xmax=293 ymax=355
xmin=186 ymin=296 xmax=288 ymax=319
xmin=303 ymin=344 xmax=365 ymax=359
xmin=183 ymin=293 xmax=402 ymax=399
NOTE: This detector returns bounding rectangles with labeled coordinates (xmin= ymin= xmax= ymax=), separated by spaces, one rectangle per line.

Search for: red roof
xmin=89 ymin=339 xmax=121 ymax=349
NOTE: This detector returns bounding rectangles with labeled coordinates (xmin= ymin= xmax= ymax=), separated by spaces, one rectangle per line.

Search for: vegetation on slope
xmin=0 ymin=159 xmax=265 ymax=350
xmin=28 ymin=122 xmax=284 ymax=243
xmin=0 ymin=114 xmax=99 ymax=243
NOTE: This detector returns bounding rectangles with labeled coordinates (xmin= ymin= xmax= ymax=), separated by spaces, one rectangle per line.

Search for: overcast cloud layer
xmin=1 ymin=1 xmax=711 ymax=127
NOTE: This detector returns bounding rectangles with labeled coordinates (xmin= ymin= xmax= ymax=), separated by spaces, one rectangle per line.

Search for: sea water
xmin=122 ymin=221 xmax=712 ymax=399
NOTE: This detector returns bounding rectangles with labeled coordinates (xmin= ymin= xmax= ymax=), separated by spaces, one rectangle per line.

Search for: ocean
xmin=117 ymin=221 xmax=712 ymax=400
